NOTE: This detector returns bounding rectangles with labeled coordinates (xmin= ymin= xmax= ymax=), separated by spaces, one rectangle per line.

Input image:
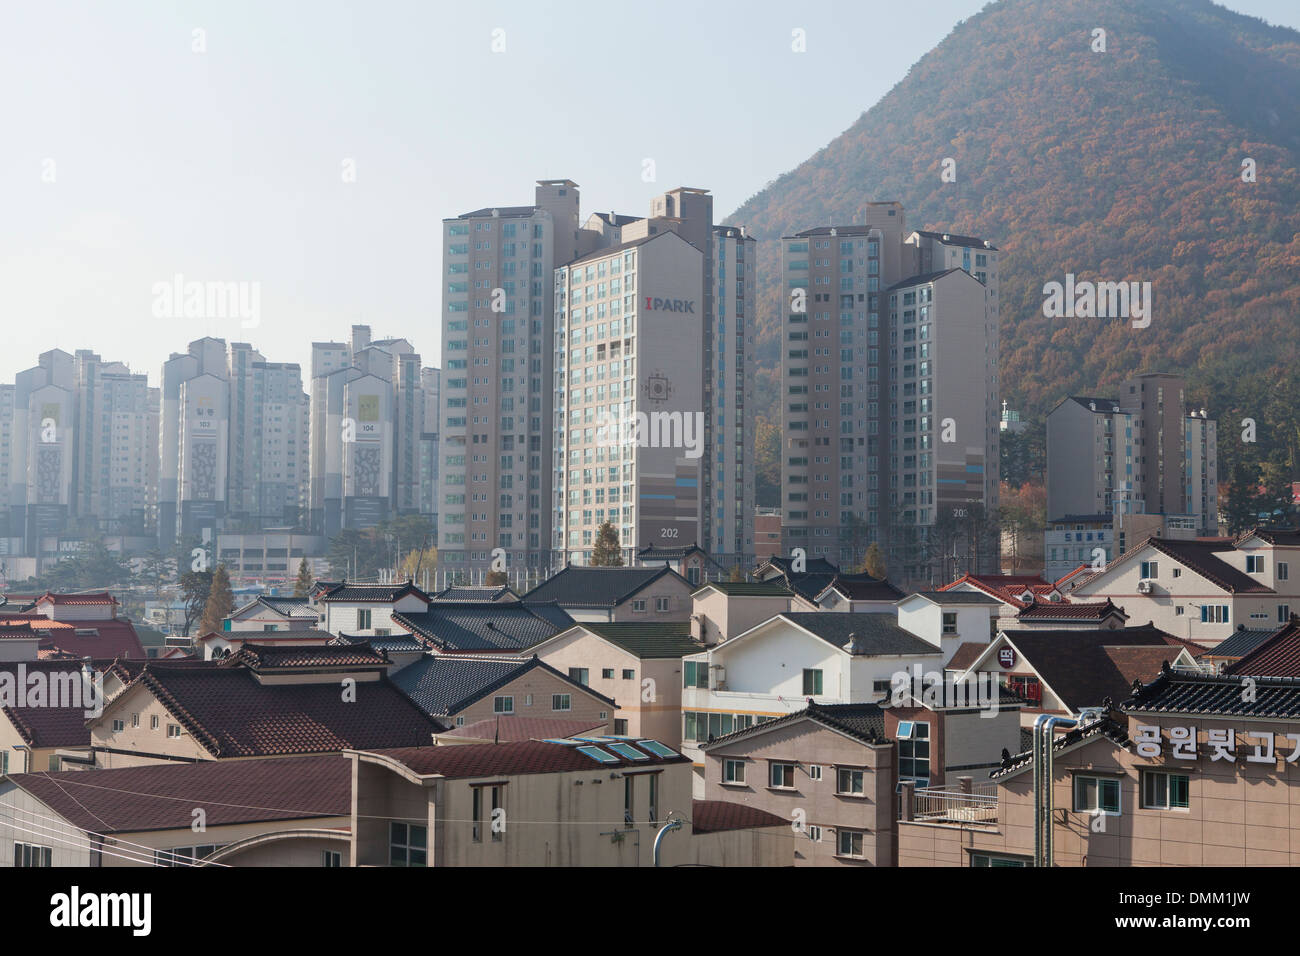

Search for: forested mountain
xmin=729 ymin=0 xmax=1300 ymax=494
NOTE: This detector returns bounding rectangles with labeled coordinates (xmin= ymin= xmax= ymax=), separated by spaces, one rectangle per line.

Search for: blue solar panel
xmin=607 ymin=742 xmax=649 ymax=762
xmin=577 ymin=746 xmax=620 ymax=764
xmin=636 ymin=740 xmax=678 ymax=758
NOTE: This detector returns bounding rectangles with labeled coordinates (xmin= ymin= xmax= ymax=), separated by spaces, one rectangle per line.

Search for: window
xmin=357 ymin=609 xmax=372 ymax=630
xmin=802 ymin=668 xmax=824 ymax=696
xmin=389 ymin=822 xmax=427 ymax=866
xmin=682 ymin=660 xmax=709 ymax=689
xmin=601 ymin=668 xmax=614 ymax=679
xmin=648 ymin=773 xmax=658 ymax=824
xmin=722 ymin=759 xmax=746 ymax=784
xmin=112 ymin=719 xmax=124 ymax=732
xmin=1140 ymin=560 xmax=1158 ymax=579
xmin=48 ymin=756 xmax=60 ymax=771
xmin=1074 ymin=775 xmax=1121 ymax=815
xmin=1246 ymin=555 xmax=1264 ymax=574
xmin=131 ymin=713 xmax=139 ymax=728
xmin=568 ymin=667 xmax=589 ymax=686
xmin=622 ymin=669 xmax=635 ymax=680
xmin=836 ymin=767 xmax=865 ymax=795
xmin=836 ymin=829 xmax=865 ymax=858
xmin=971 ymin=852 xmax=1029 ymax=867
xmin=942 ymin=611 xmax=957 ymax=634
xmin=632 ymin=599 xmax=647 ymax=612
xmin=552 ymin=694 xmax=571 ymax=711
xmin=167 ymin=724 xmax=182 ymax=738
xmin=624 ymin=775 xmax=635 ymax=826
xmin=322 ymin=851 xmax=342 ymax=867
xmin=473 ymin=785 xmax=505 ymax=843
xmin=898 ymin=721 xmax=930 ymax=784
xmin=1141 ymin=771 xmax=1189 ymax=810
xmin=1280 ymin=562 xmax=1290 ymax=581
xmin=14 ymin=843 xmax=52 ymax=867
xmin=151 ymin=715 xmax=159 ymax=730
xmin=655 ymin=597 xmax=670 ymax=612
xmin=1005 ymin=675 xmax=1042 ymax=704
xmin=807 ymin=825 xmax=822 ymax=842
xmin=1200 ymin=605 xmax=1230 ymax=624
xmin=614 ymin=719 xmax=628 ymax=735
xmin=769 ymin=762 xmax=796 ymax=789
xmin=808 ymin=764 xmax=823 ymax=781
xmin=493 ymin=695 xmax=514 ymax=714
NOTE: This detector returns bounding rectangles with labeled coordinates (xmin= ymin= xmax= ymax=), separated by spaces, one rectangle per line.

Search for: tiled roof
xmin=1017 ymin=599 xmax=1127 ymax=620
xmin=330 ymin=633 xmax=426 ymax=653
xmin=636 ymin=543 xmax=708 ymax=560
xmin=1236 ymin=527 xmax=1300 ymax=547
xmin=691 ymin=800 xmax=787 ymax=834
xmin=392 ymin=602 xmax=574 ymax=653
xmin=946 ymin=642 xmax=989 ymax=671
xmin=819 ymin=573 xmax=906 ymax=602
xmin=1211 ymin=624 xmax=1284 ymax=660
xmin=38 ymin=619 xmax=145 ymax=659
xmin=34 ymin=591 xmax=118 ymax=607
xmin=522 ymin=566 xmax=687 ymax=608
xmin=442 ymin=715 xmax=608 ymax=742
xmin=0 ymin=661 xmax=97 ymax=748
xmin=940 ymin=573 xmax=1057 ymax=609
xmin=6 ymin=754 xmax=350 ymax=834
xmin=992 ymin=717 xmax=1132 ymax=779
xmin=909 ymin=590 xmax=1002 ymax=605
xmin=1145 ymin=539 xmax=1274 ymax=594
xmin=361 ymin=738 xmax=689 ymax=779
xmin=1124 ymin=666 xmax=1300 ymax=719
xmin=200 ymin=629 xmax=336 ymax=645
xmin=228 ymin=643 xmax=389 ymax=670
xmin=780 ymin=613 xmax=940 ymax=657
xmin=581 ymin=623 xmax=703 ymax=659
xmin=1225 ymin=621 xmax=1300 ymax=677
xmin=703 ymin=702 xmax=888 ymax=750
xmin=319 ymin=582 xmax=432 ymax=603
xmin=392 ymin=654 xmax=614 ymax=716
xmin=693 ymin=581 xmax=793 ymax=597
xmin=110 ymin=661 xmax=445 ymax=757
xmin=755 ymin=556 xmax=839 ymax=577
xmin=432 ymin=585 xmax=517 ymax=603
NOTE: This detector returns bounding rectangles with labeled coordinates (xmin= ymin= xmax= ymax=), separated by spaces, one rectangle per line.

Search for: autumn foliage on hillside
xmin=727 ymin=0 xmax=1300 ymax=487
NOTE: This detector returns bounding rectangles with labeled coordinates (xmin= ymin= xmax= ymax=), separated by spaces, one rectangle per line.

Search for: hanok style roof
xmin=200 ymin=628 xmax=336 ymax=646
xmin=0 ymin=661 xmax=98 ymax=749
xmin=940 ymin=573 xmax=1069 ymax=610
xmin=331 ymin=633 xmax=426 ymax=654
xmin=816 ymin=573 xmax=906 ymax=603
xmin=33 ymin=591 xmax=119 ymax=608
xmin=226 ymin=642 xmax=389 ymax=670
xmin=1211 ymin=624 xmax=1285 ymax=662
xmin=1124 ymin=666 xmax=1300 ymax=719
xmin=106 ymin=660 xmax=445 ymax=758
xmin=358 ymin=738 xmax=689 ymax=779
xmin=229 ymin=595 xmax=317 ymax=619
xmin=1225 ymin=621 xmax=1300 ymax=678
xmin=1235 ymin=527 xmax=1300 ymax=548
xmin=692 ymin=580 xmax=792 ymax=598
xmin=579 ymin=623 xmax=702 ymax=659
xmin=992 ymin=717 xmax=1133 ymax=779
xmin=5 ymin=754 xmax=350 ymax=834
xmin=636 ymin=542 xmax=709 ymax=562
xmin=441 ymin=715 xmax=608 ymax=743
xmin=779 ymin=613 xmax=940 ymax=657
xmin=1017 ymin=599 xmax=1128 ymax=621
xmin=432 ymin=584 xmax=518 ymax=603
xmin=391 ymin=654 xmax=613 ymax=717
xmin=522 ymin=565 xmax=688 ymax=610
xmin=318 ymin=581 xmax=432 ymax=603
xmin=392 ymin=601 xmax=575 ymax=654
xmin=690 ymin=800 xmax=788 ymax=834
xmin=703 ymin=702 xmax=889 ymax=750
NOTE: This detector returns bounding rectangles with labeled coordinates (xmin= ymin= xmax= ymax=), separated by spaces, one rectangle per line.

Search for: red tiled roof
xmin=110 ymin=661 xmax=444 ymax=757
xmin=37 ymin=619 xmax=145 ymax=659
xmin=442 ymin=716 xmax=608 ymax=742
xmin=1226 ymin=621 xmax=1300 ymax=677
xmin=6 ymin=754 xmax=349 ymax=834
xmin=691 ymin=800 xmax=788 ymax=834
xmin=939 ymin=573 xmax=1060 ymax=609
xmin=35 ymin=591 xmax=119 ymax=606
xmin=363 ymin=739 xmax=689 ymax=779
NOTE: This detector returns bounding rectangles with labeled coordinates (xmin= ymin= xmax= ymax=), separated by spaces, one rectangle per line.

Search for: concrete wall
xmin=450 ymin=667 xmax=613 ymax=731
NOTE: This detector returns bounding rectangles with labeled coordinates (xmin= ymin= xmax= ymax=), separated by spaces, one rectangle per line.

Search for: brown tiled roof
xmin=228 ymin=643 xmax=388 ymax=670
xmin=1018 ymin=599 xmax=1127 ymax=620
xmin=6 ymin=754 xmax=349 ymax=834
xmin=0 ymin=661 xmax=98 ymax=748
xmin=39 ymin=619 xmax=145 ymax=659
xmin=946 ymin=642 xmax=989 ymax=671
xmin=691 ymin=800 xmax=787 ymax=834
xmin=110 ymin=661 xmax=445 ymax=757
xmin=442 ymin=716 xmax=608 ymax=742
xmin=362 ymin=739 xmax=688 ymax=779
xmin=35 ymin=591 xmax=119 ymax=606
xmin=1225 ymin=621 xmax=1300 ymax=677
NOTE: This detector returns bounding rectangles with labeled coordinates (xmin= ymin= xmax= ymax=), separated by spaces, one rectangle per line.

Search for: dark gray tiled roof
xmin=319 ymin=582 xmax=431 ymax=604
xmin=703 ymin=702 xmax=888 ymax=751
xmin=1123 ymin=668 xmax=1300 ymax=719
xmin=993 ymin=717 xmax=1132 ymax=779
xmin=780 ymin=613 xmax=940 ymax=657
xmin=432 ymin=585 xmax=517 ymax=603
xmin=392 ymin=602 xmax=575 ymax=653
xmin=523 ymin=566 xmax=685 ymax=609
xmin=581 ymin=623 xmax=703 ymax=659
xmin=390 ymin=655 xmax=612 ymax=716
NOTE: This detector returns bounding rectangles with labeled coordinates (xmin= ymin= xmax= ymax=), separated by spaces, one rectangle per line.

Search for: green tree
xmin=590 ymin=522 xmax=624 ymax=567
xmin=754 ymin=415 xmax=781 ymax=509
xmin=293 ymin=557 xmax=314 ymax=598
xmin=198 ymin=565 xmax=235 ymax=635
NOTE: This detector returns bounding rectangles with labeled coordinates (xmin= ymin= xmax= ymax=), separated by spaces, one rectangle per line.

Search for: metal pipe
xmin=653 ymin=814 xmax=683 ymax=867
xmin=1032 ymin=714 xmax=1077 ymax=867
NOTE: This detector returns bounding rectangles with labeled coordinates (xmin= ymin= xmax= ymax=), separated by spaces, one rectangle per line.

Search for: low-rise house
xmin=223 ymin=595 xmax=320 ymax=632
xmin=89 ymin=644 xmax=445 ymax=768
xmin=530 ymin=622 xmax=703 ymax=744
xmin=522 ymin=566 xmax=694 ymax=622
xmin=0 ymin=754 xmax=351 ymax=866
xmin=0 ymin=660 xmax=100 ymax=774
xmin=347 ymin=738 xmax=786 ymax=866
xmin=318 ymin=581 xmax=432 ymax=637
xmin=1200 ymin=624 xmax=1282 ymax=672
xmin=390 ymin=654 xmax=616 ymax=732
xmin=1223 ymin=618 xmax=1300 ymax=677
xmin=895 ymin=591 xmax=1002 ymax=662
xmin=634 ymin=543 xmax=721 ymax=585
xmin=688 ymin=580 xmax=793 ymax=646
xmin=1 ymin=591 xmax=146 ymax=659
xmin=390 ymin=601 xmax=575 ymax=655
xmin=1012 ymin=598 xmax=1129 ymax=630
xmin=939 ymin=570 xmax=1089 ymax=629
xmin=949 ymin=625 xmax=1208 ymax=727
xmin=437 ymin=715 xmax=609 ymax=744
xmin=431 ymin=584 xmax=518 ymax=603
xmin=196 ymin=628 xmax=337 ymax=661
xmin=812 ymin=574 xmax=907 ymax=613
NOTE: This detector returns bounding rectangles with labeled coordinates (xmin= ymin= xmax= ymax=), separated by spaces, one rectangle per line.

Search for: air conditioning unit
xmin=1137 ymin=580 xmax=1153 ymax=594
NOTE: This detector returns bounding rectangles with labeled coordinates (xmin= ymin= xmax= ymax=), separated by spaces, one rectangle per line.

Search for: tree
xmin=38 ymin=538 xmax=135 ymax=591
xmin=400 ymin=547 xmax=437 ymax=588
xmin=727 ymin=563 xmax=745 ymax=583
xmin=999 ymin=482 xmax=1047 ymax=573
xmin=590 ymin=522 xmax=624 ymax=567
xmin=198 ymin=565 xmax=234 ymax=636
xmin=754 ymin=415 xmax=781 ymax=509
xmin=178 ymin=569 xmax=213 ymax=637
xmin=293 ymin=558 xmax=314 ymax=598
xmin=485 ymin=570 xmax=508 ymax=586
xmin=861 ymin=542 xmax=887 ymax=578
xmin=140 ymin=550 xmax=173 ymax=593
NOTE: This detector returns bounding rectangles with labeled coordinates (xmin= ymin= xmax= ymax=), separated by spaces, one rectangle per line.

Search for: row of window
xmin=1076 ymin=770 xmax=1190 ymax=814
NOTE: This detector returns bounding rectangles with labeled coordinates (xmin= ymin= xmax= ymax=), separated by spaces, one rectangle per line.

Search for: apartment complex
xmin=779 ymin=210 xmax=1000 ymax=579
xmin=1045 ymin=372 xmax=1218 ymax=579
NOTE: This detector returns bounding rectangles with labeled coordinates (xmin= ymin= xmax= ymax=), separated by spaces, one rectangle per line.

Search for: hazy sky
xmin=2 ymin=0 xmax=1296 ymax=382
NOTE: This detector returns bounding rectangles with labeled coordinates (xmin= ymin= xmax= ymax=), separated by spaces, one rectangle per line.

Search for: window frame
xmin=1073 ymin=773 xmax=1122 ymax=816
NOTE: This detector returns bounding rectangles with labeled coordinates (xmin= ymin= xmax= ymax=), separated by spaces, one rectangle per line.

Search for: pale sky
xmin=2 ymin=0 xmax=1296 ymax=382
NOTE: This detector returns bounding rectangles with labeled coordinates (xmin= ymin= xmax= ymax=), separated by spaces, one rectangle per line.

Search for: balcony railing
xmin=910 ymin=785 xmax=998 ymax=825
